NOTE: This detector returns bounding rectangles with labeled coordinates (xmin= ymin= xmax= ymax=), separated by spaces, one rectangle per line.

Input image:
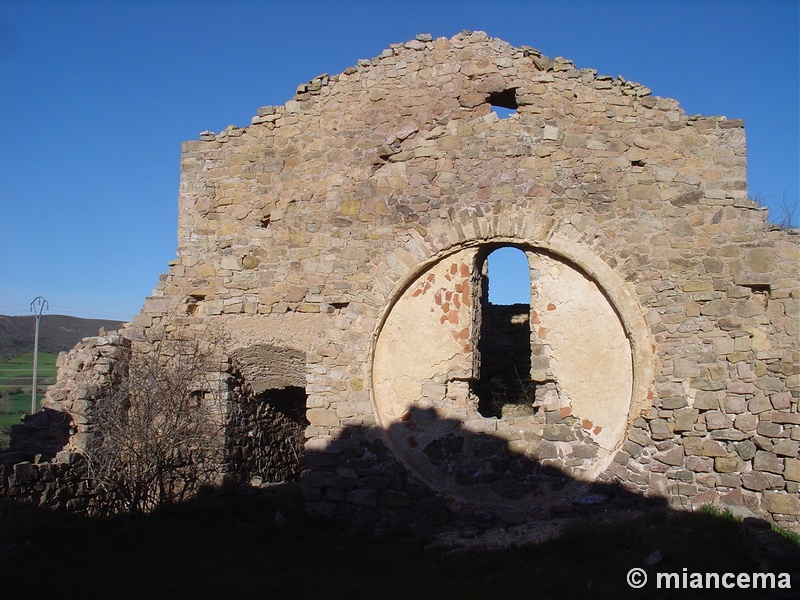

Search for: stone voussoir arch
xmin=369 ymin=212 xmax=656 ymax=507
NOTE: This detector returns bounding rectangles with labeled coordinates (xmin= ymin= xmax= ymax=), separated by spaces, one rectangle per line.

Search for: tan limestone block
xmin=746 ymin=248 xmax=776 ymax=273
xmin=242 ymin=255 xmax=260 ymax=269
xmin=340 ymin=200 xmax=360 ymax=216
xmin=306 ymin=408 xmax=340 ymax=427
xmin=196 ymin=263 xmax=217 ymax=277
xmin=785 ymin=458 xmax=800 ymax=482
xmin=763 ymin=491 xmax=800 ymax=515
xmin=714 ymin=456 xmax=743 ymax=473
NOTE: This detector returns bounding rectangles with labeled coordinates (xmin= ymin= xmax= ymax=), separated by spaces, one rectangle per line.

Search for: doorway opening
xmin=227 ymin=385 xmax=308 ymax=483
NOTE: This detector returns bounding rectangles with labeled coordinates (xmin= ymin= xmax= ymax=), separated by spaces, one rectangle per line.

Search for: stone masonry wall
xmin=19 ymin=31 xmax=800 ymax=529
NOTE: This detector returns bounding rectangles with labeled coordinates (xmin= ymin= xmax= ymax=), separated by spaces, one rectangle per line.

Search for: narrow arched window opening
xmin=485 ymin=247 xmax=531 ymax=305
xmin=474 ymin=246 xmax=534 ymax=418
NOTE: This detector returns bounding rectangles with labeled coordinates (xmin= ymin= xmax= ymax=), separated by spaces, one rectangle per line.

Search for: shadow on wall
xmin=2 ymin=408 xmax=71 ymax=463
xmin=1 ymin=403 xmax=796 ymax=528
xmin=302 ymin=406 xmax=656 ymax=526
xmin=226 ymin=384 xmax=308 ymax=485
xmin=475 ymin=302 xmax=535 ymax=418
xmin=1 ymin=403 xmax=797 ymax=532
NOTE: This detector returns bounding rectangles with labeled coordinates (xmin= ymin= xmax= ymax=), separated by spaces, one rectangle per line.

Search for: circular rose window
xmin=372 ymin=243 xmax=635 ymax=507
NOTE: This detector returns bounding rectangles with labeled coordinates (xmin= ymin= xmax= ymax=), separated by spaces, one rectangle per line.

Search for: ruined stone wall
xmin=33 ymin=32 xmax=800 ymax=528
xmin=1 ymin=335 xmax=128 ymax=517
xmin=0 ymin=457 xmax=91 ymax=525
xmin=42 ymin=333 xmax=131 ymax=455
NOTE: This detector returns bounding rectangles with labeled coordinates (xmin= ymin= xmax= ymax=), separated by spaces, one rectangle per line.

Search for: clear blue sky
xmin=1 ymin=1 xmax=797 ymax=320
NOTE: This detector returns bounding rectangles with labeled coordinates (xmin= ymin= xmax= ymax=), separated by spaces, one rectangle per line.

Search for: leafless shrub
xmin=776 ymin=192 xmax=799 ymax=229
xmin=758 ymin=192 xmax=799 ymax=229
xmin=83 ymin=336 xmax=227 ymax=515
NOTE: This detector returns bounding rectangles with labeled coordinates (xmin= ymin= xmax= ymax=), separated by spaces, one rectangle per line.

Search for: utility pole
xmin=30 ymin=296 xmax=48 ymax=414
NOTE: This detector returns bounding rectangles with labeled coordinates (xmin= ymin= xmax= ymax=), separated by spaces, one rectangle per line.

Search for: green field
xmin=0 ymin=352 xmax=58 ymax=445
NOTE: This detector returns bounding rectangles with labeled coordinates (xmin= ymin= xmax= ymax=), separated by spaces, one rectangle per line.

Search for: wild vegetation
xmin=82 ymin=338 xmax=227 ymax=515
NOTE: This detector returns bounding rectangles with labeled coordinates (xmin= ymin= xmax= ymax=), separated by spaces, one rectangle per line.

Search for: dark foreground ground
xmin=1 ymin=492 xmax=798 ymax=600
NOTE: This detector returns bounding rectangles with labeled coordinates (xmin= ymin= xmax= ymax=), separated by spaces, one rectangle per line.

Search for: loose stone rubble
xmin=2 ymin=31 xmax=798 ymax=531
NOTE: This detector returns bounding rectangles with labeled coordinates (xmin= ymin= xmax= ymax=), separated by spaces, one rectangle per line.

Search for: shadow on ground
xmin=1 ymin=414 xmax=798 ymax=599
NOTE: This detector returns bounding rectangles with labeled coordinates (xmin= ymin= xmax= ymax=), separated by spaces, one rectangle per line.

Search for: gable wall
xmin=46 ymin=31 xmax=799 ymax=528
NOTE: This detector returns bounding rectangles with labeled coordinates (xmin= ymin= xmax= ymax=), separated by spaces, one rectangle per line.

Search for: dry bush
xmin=83 ymin=338 xmax=226 ymax=515
xmin=777 ymin=193 xmax=799 ymax=229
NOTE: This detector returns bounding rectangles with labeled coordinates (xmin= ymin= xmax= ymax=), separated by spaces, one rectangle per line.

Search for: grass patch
xmin=0 ymin=352 xmax=59 ymax=387
xmin=772 ymin=524 xmax=800 ymax=547
xmin=0 ymin=500 xmax=766 ymax=600
xmin=0 ymin=352 xmax=58 ymax=448
xmin=698 ymin=503 xmax=736 ymax=521
xmin=701 ymin=503 xmax=800 ymax=548
xmin=0 ymin=402 xmax=27 ymax=430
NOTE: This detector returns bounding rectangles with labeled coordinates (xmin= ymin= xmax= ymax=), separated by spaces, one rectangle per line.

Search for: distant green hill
xmin=0 ymin=314 xmax=124 ymax=360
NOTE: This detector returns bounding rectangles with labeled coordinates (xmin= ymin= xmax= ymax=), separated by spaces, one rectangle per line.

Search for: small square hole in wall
xmin=187 ymin=294 xmax=205 ymax=315
xmin=744 ymin=284 xmax=771 ymax=294
xmin=487 ymin=89 xmax=518 ymax=119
